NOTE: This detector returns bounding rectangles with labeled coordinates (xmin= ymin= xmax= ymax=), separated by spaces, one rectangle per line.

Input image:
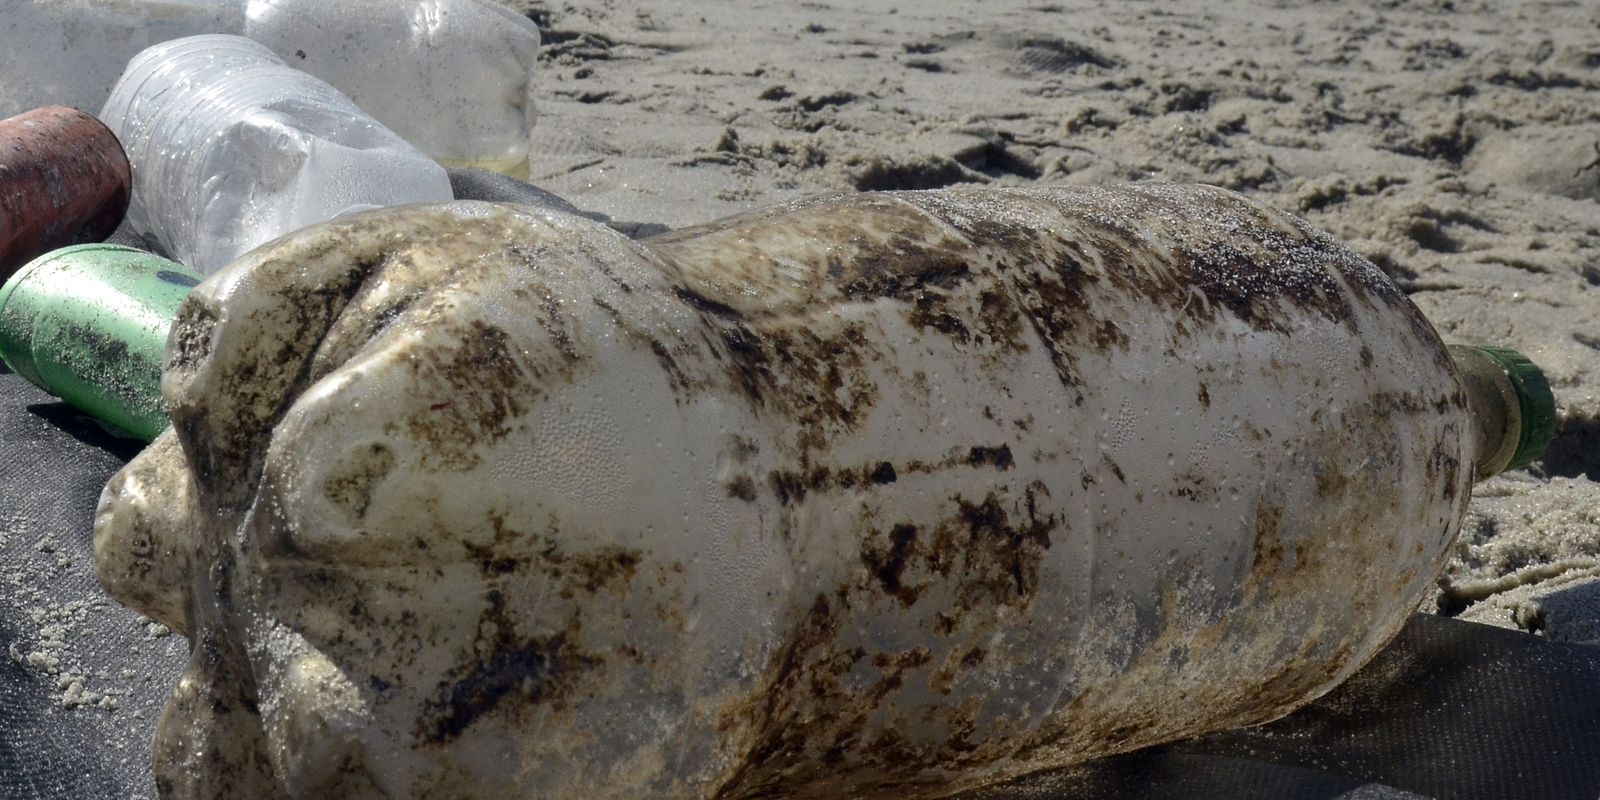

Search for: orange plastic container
xmin=0 ymin=106 xmax=131 ymax=279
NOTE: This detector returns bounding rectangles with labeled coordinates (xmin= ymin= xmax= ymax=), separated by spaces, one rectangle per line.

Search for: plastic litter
xmin=88 ymin=185 xmax=1556 ymax=797
xmin=0 ymin=107 xmax=132 ymax=278
xmin=0 ymin=107 xmax=133 ymax=278
xmin=100 ymin=34 xmax=455 ymax=274
xmin=0 ymin=244 xmax=200 ymax=441
xmin=0 ymin=0 xmax=242 ymax=120
xmin=243 ymin=0 xmax=541 ymax=177
xmin=0 ymin=0 xmax=539 ymax=177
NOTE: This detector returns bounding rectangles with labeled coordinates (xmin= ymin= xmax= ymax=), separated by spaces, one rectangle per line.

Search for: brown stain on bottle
xmin=713 ymin=484 xmax=1059 ymax=799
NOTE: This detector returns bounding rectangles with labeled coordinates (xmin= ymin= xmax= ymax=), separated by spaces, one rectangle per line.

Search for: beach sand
xmin=499 ymin=0 xmax=1600 ymax=642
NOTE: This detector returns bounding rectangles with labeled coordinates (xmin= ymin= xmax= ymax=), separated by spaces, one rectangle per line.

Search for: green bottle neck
xmin=1448 ymin=344 xmax=1555 ymax=481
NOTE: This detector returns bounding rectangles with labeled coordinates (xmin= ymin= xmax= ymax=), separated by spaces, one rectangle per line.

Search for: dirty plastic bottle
xmin=0 ymin=244 xmax=201 ymax=440
xmin=0 ymin=107 xmax=133 ymax=278
xmin=100 ymin=34 xmax=455 ymax=274
xmin=0 ymin=0 xmax=242 ymax=120
xmin=89 ymin=186 xmax=1558 ymax=798
xmin=242 ymin=0 xmax=541 ymax=178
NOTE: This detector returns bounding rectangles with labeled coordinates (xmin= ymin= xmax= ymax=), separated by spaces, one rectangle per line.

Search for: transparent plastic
xmin=1 ymin=0 xmax=538 ymax=178
xmin=0 ymin=0 xmax=241 ymax=119
xmin=243 ymin=0 xmax=541 ymax=178
xmin=101 ymin=35 xmax=454 ymax=274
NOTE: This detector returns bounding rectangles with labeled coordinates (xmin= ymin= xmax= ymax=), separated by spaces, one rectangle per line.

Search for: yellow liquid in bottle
xmin=437 ymin=155 xmax=531 ymax=181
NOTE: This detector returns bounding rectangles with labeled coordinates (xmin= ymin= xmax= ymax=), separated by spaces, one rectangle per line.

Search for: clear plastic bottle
xmin=1 ymin=1 xmax=538 ymax=178
xmin=100 ymin=35 xmax=455 ymax=274
xmin=242 ymin=0 xmax=542 ymax=178
xmin=0 ymin=0 xmax=242 ymax=119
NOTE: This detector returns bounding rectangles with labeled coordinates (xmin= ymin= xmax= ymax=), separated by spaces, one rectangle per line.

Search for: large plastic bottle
xmin=242 ymin=0 xmax=542 ymax=178
xmin=100 ymin=35 xmax=455 ymax=274
xmin=92 ymin=186 xmax=1554 ymax=798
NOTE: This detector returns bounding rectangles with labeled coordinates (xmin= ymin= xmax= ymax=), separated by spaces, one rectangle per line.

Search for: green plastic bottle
xmin=0 ymin=243 xmax=200 ymax=440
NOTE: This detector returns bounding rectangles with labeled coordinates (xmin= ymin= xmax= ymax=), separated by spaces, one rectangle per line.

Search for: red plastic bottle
xmin=0 ymin=106 xmax=132 ymax=279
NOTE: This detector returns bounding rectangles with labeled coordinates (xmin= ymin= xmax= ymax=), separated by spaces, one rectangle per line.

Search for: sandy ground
xmin=495 ymin=0 xmax=1600 ymax=642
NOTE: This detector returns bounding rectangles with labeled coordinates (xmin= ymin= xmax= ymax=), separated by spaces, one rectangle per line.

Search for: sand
xmin=489 ymin=0 xmax=1600 ymax=642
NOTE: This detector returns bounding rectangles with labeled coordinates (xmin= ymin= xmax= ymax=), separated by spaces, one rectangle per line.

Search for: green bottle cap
xmin=1469 ymin=345 xmax=1556 ymax=472
xmin=0 ymin=244 xmax=200 ymax=441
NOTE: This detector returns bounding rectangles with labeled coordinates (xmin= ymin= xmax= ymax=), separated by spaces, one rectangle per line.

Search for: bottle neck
xmin=1449 ymin=344 xmax=1555 ymax=481
xmin=1451 ymin=345 xmax=1522 ymax=481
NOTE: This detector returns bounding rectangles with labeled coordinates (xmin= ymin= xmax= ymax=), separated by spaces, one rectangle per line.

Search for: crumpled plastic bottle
xmin=100 ymin=34 xmax=455 ymax=274
xmin=0 ymin=0 xmax=539 ymax=177
xmin=90 ymin=185 xmax=1556 ymax=798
